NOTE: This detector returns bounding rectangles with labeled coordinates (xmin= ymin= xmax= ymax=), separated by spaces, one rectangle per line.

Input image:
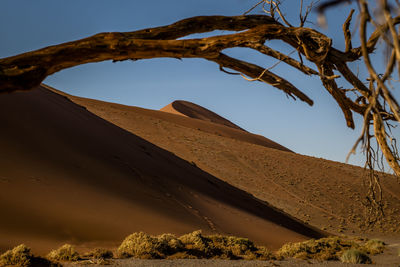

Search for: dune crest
xmin=161 ymin=100 xmax=246 ymax=132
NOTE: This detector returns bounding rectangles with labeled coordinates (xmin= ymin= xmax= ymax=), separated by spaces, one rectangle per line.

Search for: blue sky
xmin=2 ymin=0 xmax=394 ymax=168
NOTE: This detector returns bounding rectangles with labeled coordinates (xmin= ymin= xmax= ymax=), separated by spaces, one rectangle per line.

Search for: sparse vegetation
xmin=0 ymin=244 xmax=33 ymax=267
xmin=277 ymin=236 xmax=385 ymax=262
xmin=117 ymin=232 xmax=184 ymax=259
xmin=0 ymin=244 xmax=58 ymax=267
xmin=116 ymin=231 xmax=386 ymax=262
xmin=340 ymin=249 xmax=371 ymax=264
xmin=47 ymin=244 xmax=79 ymax=261
xmin=2 ymin=234 xmax=386 ymax=265
xmin=277 ymin=237 xmax=358 ymax=261
xmin=117 ymin=230 xmax=273 ymax=260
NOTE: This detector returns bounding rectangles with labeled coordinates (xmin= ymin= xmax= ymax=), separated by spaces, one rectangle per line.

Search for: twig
xmin=267 ymin=0 xmax=293 ymax=27
xmin=244 ymin=0 xmax=265 ymax=15
xmin=343 ymin=9 xmax=355 ymax=52
xmin=209 ymin=53 xmax=314 ymax=105
xmin=243 ymin=43 xmax=319 ymax=75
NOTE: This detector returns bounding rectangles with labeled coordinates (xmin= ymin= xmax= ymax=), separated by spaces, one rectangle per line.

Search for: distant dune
xmin=161 ymin=100 xmax=247 ymax=132
xmin=0 ymin=85 xmax=323 ymax=255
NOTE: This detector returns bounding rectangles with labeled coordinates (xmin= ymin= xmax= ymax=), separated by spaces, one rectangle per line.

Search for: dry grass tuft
xmin=117 ymin=230 xmax=274 ymax=260
xmin=47 ymin=244 xmax=79 ymax=261
xmin=340 ymin=249 xmax=371 ymax=264
xmin=0 ymin=244 xmax=32 ymax=267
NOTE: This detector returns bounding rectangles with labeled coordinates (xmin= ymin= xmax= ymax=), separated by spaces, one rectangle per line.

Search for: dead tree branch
xmin=0 ymin=5 xmax=399 ymax=176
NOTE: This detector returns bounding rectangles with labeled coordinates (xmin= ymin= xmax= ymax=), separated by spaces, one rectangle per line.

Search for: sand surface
xmin=56 ymin=85 xmax=400 ymax=240
xmin=0 ymin=85 xmax=323 ymax=256
xmin=2 ymin=84 xmax=400 ymax=266
xmin=64 ymin=242 xmax=400 ymax=267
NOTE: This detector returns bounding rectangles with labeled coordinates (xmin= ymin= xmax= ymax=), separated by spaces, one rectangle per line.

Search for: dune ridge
xmin=161 ymin=100 xmax=247 ymax=132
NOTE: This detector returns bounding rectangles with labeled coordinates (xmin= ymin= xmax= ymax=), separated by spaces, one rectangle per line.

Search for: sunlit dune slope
xmin=55 ymin=84 xmax=400 ymax=239
xmin=0 ymin=85 xmax=323 ymax=255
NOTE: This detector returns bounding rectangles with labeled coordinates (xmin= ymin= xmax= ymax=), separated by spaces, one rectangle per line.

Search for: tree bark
xmin=0 ymin=12 xmax=399 ymax=175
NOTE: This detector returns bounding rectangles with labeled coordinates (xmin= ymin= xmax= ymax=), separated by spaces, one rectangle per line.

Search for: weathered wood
xmin=0 ymin=18 xmax=320 ymax=105
xmin=0 ymin=10 xmax=399 ymax=176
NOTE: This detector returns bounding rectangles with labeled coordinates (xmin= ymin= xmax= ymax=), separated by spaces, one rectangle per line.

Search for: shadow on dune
xmin=0 ymin=86 xmax=324 ymax=253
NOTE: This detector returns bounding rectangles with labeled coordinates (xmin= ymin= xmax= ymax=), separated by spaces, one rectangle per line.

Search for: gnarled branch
xmin=0 ymin=9 xmax=399 ymax=176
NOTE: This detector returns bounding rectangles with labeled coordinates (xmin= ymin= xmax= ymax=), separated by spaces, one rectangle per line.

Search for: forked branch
xmin=0 ymin=6 xmax=399 ymax=176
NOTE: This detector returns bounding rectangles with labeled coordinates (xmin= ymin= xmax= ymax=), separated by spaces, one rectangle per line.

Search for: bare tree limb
xmin=318 ymin=63 xmax=355 ymax=128
xmin=209 ymin=53 xmax=314 ymax=105
xmin=0 ymin=5 xmax=399 ymax=178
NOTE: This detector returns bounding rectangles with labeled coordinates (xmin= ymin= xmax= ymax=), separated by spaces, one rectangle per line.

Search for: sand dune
xmin=57 ymin=85 xmax=400 ymax=240
xmin=161 ymin=100 xmax=246 ymax=132
xmin=0 ymin=86 xmax=323 ymax=255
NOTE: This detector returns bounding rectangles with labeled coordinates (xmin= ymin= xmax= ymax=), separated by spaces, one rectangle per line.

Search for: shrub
xmin=47 ymin=244 xmax=79 ymax=261
xmin=253 ymin=246 xmax=274 ymax=260
xmin=178 ymin=231 xmax=215 ymax=258
xmin=209 ymin=235 xmax=255 ymax=256
xmin=206 ymin=234 xmax=274 ymax=259
xmin=340 ymin=249 xmax=371 ymax=264
xmin=278 ymin=236 xmax=386 ymax=262
xmin=277 ymin=237 xmax=359 ymax=261
xmin=0 ymin=245 xmax=58 ymax=267
xmin=117 ymin=232 xmax=183 ymax=259
xmin=0 ymin=244 xmax=32 ymax=267
xmin=363 ymin=239 xmax=385 ymax=255
xmin=158 ymin=233 xmax=185 ymax=254
xmin=117 ymin=230 xmax=274 ymax=260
